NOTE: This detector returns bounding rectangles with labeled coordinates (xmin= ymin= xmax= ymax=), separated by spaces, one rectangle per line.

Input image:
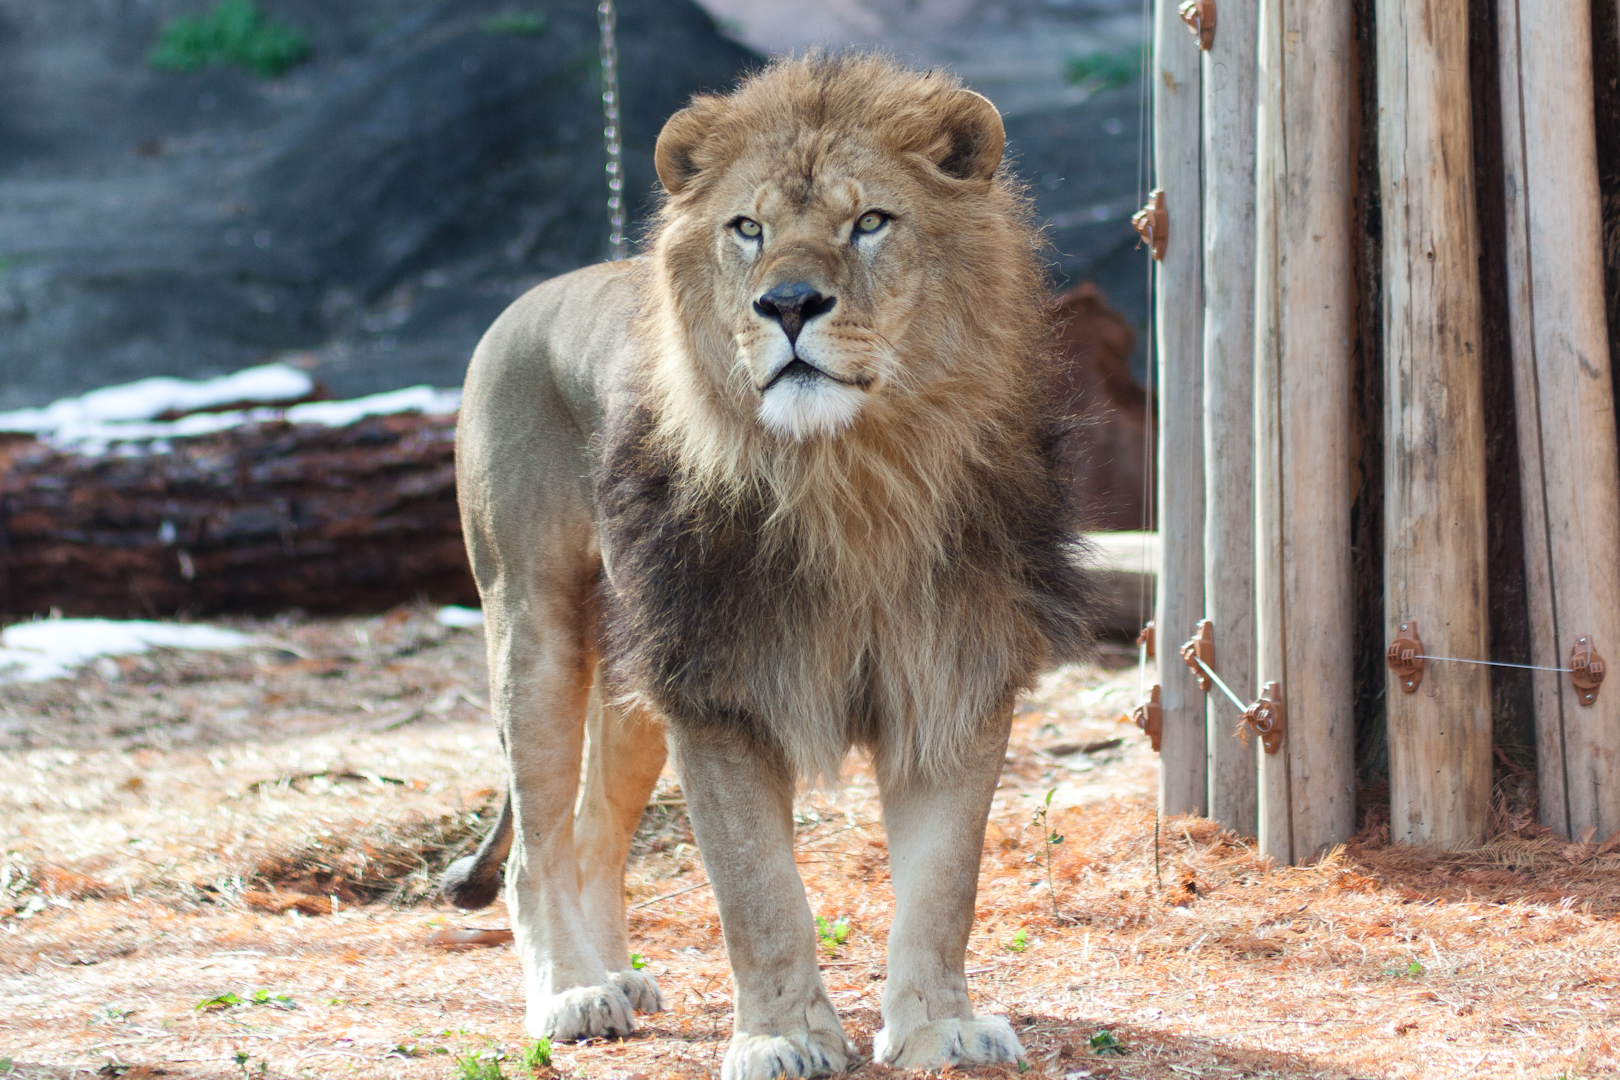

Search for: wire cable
xmin=598 ymin=0 xmax=627 ymax=262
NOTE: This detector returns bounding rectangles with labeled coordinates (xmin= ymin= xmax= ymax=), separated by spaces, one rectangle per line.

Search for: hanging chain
xmin=597 ymin=0 xmax=627 ymax=261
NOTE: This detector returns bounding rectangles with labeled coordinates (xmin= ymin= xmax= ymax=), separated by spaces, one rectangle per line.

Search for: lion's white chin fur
xmin=756 ymin=375 xmax=866 ymax=440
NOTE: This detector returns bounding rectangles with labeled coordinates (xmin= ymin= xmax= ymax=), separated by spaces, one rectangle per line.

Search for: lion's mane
xmin=597 ymin=54 xmax=1093 ymax=783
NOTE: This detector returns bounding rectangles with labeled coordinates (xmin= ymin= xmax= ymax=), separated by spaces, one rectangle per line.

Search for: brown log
xmin=1050 ymin=283 xmax=1155 ymax=535
xmin=1201 ymin=0 xmax=1259 ymax=839
xmin=3 ymin=280 xmax=1147 ymax=625
xmin=1378 ymin=0 xmax=1493 ymax=849
xmin=1154 ymin=0 xmax=1208 ymax=818
xmin=0 ymin=413 xmax=476 ymax=619
xmin=1254 ymin=0 xmax=1358 ymax=864
xmin=1497 ymin=0 xmax=1620 ymax=842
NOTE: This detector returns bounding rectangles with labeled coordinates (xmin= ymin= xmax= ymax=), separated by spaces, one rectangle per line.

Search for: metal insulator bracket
xmin=1570 ymin=636 xmax=1606 ymax=706
xmin=1242 ymin=681 xmax=1286 ymax=755
xmin=1386 ymin=620 xmax=1424 ymax=693
xmin=1132 ymin=683 xmax=1163 ymax=752
xmin=1132 ymin=189 xmax=1167 ymax=261
xmin=1178 ymin=0 xmax=1216 ymax=50
xmin=1179 ymin=619 xmax=1214 ymax=693
xmin=1137 ymin=620 xmax=1156 ymax=660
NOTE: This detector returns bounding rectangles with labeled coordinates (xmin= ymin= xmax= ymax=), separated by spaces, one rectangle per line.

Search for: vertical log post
xmin=1498 ymin=1 xmax=1620 ymax=841
xmin=1201 ymin=0 xmax=1259 ymax=837
xmin=1377 ymin=0 xmax=1492 ymax=849
xmin=1254 ymin=0 xmax=1359 ymax=863
xmin=1154 ymin=0 xmax=1207 ymax=817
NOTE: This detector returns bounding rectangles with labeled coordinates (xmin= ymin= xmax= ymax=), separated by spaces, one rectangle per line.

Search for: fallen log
xmin=2 ymin=279 xmax=1152 ymax=622
xmin=1050 ymin=282 xmax=1156 ymax=533
xmin=0 ymin=389 xmax=474 ymax=619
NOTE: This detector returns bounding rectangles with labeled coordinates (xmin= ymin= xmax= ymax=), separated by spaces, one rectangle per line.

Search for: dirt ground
xmin=3 ymin=609 xmax=1618 ymax=1080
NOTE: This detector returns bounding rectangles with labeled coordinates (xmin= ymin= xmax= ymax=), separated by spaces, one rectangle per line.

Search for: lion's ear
xmin=931 ymin=89 xmax=1005 ymax=182
xmin=655 ymin=99 xmax=724 ymax=195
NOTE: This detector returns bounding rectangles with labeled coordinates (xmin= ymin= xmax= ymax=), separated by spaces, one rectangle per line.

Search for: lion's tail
xmin=438 ymin=791 xmax=513 ymax=910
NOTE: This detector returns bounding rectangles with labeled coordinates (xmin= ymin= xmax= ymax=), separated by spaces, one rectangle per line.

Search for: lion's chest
xmin=594 ymin=407 xmax=1090 ymax=772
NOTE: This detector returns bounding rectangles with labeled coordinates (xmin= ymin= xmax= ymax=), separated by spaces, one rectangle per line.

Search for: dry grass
xmin=1 ymin=620 xmax=1617 ymax=1079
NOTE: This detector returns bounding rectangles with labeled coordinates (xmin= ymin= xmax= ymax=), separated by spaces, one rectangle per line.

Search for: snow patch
xmin=0 ymin=366 xmax=460 ymax=456
xmin=0 ymin=364 xmax=314 ymax=434
xmin=0 ymin=619 xmax=256 ymax=684
xmin=435 ymin=606 xmax=485 ymax=629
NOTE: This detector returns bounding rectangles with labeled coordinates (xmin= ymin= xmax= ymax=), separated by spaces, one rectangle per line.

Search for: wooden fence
xmin=1137 ymin=0 xmax=1620 ymax=858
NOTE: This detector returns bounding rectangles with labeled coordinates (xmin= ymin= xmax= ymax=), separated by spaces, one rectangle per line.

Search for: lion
xmin=439 ymin=53 xmax=1092 ymax=1079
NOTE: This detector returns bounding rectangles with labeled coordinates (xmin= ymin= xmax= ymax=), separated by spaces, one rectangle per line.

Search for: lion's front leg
xmin=671 ymin=729 xmax=855 ymax=1080
xmin=872 ymin=724 xmax=1025 ymax=1071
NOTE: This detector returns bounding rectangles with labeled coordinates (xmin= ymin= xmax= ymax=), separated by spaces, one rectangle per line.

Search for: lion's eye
xmin=854 ymin=212 xmax=888 ymax=235
xmin=733 ymin=218 xmax=763 ymax=240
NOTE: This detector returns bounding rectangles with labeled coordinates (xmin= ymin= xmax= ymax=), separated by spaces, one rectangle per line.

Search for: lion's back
xmin=456 ymin=260 xmax=646 ymax=590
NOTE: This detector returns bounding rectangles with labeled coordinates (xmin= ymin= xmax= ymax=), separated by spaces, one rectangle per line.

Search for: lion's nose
xmin=753 ymin=281 xmax=836 ymax=346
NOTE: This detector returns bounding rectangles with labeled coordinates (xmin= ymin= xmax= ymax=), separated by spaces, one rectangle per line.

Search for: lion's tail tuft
xmin=438 ymin=791 xmax=513 ymax=910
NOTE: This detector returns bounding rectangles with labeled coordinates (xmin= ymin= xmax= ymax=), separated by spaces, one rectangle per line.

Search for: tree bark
xmin=1201 ymin=0 xmax=1259 ymax=838
xmin=1377 ymin=0 xmax=1493 ymax=849
xmin=1154 ymin=0 xmax=1208 ymax=818
xmin=0 ymin=414 xmax=475 ymax=619
xmin=1498 ymin=0 xmax=1620 ymax=841
xmin=1254 ymin=0 xmax=1360 ymax=863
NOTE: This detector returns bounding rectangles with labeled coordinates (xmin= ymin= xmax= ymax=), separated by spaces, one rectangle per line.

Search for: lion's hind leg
xmin=574 ymin=677 xmax=668 ymax=1014
xmin=487 ymin=581 xmax=642 ymax=1042
xmin=871 ymin=726 xmax=1026 ymax=1070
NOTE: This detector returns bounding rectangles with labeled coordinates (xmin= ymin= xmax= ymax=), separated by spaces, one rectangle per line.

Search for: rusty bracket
xmin=1132 ymin=683 xmax=1163 ymax=752
xmin=1178 ymin=0 xmax=1216 ymax=50
xmin=1179 ymin=619 xmax=1215 ymax=693
xmin=1136 ymin=620 xmax=1155 ymax=660
xmin=1242 ymin=681 xmax=1286 ymax=755
xmin=1132 ymin=189 xmax=1167 ymax=261
xmin=1570 ymin=636 xmax=1606 ymax=706
xmin=1386 ymin=620 xmax=1424 ymax=693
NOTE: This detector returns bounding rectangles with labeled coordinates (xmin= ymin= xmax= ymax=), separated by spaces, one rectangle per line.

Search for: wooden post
xmin=1253 ymin=0 xmax=1358 ymax=863
xmin=1154 ymin=0 xmax=1207 ymax=817
xmin=1201 ymin=0 xmax=1259 ymax=838
xmin=1377 ymin=0 xmax=1492 ymax=849
xmin=1498 ymin=0 xmax=1620 ymax=841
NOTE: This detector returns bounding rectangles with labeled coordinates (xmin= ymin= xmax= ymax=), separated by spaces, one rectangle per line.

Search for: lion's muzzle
xmin=752 ymin=280 xmax=836 ymax=347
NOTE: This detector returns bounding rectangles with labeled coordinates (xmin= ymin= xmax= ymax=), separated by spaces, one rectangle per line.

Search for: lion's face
xmin=650 ymin=57 xmax=1023 ymax=443
xmin=714 ymin=161 xmax=910 ymax=440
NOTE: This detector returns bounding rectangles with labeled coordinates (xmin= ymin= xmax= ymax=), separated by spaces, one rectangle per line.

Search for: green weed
xmin=195 ymin=991 xmax=243 ymax=1011
xmin=1032 ymin=788 xmax=1064 ymax=919
xmin=1063 ymin=48 xmax=1142 ymax=91
xmin=250 ymin=989 xmax=296 ymax=1008
xmin=521 ymin=1037 xmax=552 ymax=1070
xmin=481 ymin=11 xmax=547 ymax=36
xmin=454 ymin=1051 xmax=507 ymax=1080
xmin=630 ymin=952 xmax=648 ymax=970
xmin=1006 ymin=928 xmax=1029 ymax=953
xmin=815 ymin=914 xmax=851 ymax=954
xmin=1089 ymin=1029 xmax=1125 ymax=1055
xmin=150 ymin=0 xmax=310 ymax=79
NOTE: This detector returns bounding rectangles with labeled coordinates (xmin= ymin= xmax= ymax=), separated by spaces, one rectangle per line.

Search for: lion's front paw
xmin=527 ymin=983 xmax=637 ymax=1041
xmin=722 ymin=1030 xmax=854 ymax=1080
xmin=873 ymin=1014 xmax=1023 ymax=1070
xmin=608 ymin=968 xmax=665 ymax=1013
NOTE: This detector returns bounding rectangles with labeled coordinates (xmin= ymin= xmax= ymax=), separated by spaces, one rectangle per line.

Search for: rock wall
xmin=0 ymin=0 xmax=759 ymax=409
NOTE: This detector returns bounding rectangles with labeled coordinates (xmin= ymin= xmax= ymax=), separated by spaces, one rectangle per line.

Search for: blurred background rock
xmin=0 ymin=0 xmax=1148 ymax=410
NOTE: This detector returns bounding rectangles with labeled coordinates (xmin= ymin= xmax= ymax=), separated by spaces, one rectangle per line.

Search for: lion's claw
xmin=722 ymin=1030 xmax=855 ymax=1080
xmin=527 ymin=983 xmax=637 ymax=1041
xmin=609 ymin=969 xmax=665 ymax=1013
xmin=874 ymin=1014 xmax=1024 ymax=1070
